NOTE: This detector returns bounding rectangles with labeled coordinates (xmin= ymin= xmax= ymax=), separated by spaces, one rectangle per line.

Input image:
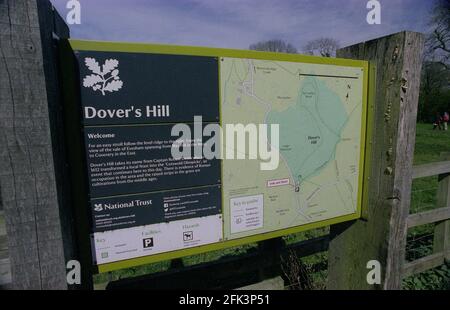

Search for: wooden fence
xmin=403 ymin=159 xmax=450 ymax=278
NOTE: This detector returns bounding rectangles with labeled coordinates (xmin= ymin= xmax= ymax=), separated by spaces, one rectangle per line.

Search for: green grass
xmin=409 ymin=123 xmax=450 ymax=227
xmin=94 ymin=123 xmax=450 ymax=289
xmin=413 ymin=123 xmax=450 ymax=165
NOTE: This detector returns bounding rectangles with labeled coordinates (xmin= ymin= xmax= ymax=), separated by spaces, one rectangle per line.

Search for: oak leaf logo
xmin=83 ymin=58 xmax=123 ymax=95
xmin=94 ymin=204 xmax=103 ymax=212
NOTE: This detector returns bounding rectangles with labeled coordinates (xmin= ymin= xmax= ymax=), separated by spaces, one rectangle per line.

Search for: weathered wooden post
xmin=327 ymin=31 xmax=425 ymax=290
xmin=0 ymin=0 xmax=73 ymax=289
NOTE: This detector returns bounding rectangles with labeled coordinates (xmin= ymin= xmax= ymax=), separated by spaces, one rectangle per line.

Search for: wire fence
xmin=403 ymin=176 xmax=450 ymax=290
xmin=281 ymin=250 xmax=328 ymax=290
xmin=407 ymin=177 xmax=439 ymax=262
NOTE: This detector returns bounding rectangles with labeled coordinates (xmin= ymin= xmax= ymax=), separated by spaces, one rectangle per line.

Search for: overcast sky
xmin=49 ymin=0 xmax=435 ymax=51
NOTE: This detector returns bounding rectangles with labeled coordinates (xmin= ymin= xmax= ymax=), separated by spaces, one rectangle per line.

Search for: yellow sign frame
xmin=67 ymin=39 xmax=371 ymax=273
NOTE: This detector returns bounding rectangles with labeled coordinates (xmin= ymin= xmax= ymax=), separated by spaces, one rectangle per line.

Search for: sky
xmin=49 ymin=0 xmax=435 ymax=51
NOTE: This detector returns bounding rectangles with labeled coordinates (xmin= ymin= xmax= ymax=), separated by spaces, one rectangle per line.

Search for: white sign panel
xmin=230 ymin=195 xmax=264 ymax=234
xmin=92 ymin=215 xmax=223 ymax=264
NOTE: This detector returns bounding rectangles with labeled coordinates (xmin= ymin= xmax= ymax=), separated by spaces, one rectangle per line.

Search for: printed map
xmin=220 ymin=57 xmax=366 ymax=240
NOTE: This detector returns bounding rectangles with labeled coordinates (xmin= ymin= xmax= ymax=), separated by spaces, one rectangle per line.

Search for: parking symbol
xmin=143 ymin=237 xmax=154 ymax=248
xmin=183 ymin=231 xmax=193 ymax=242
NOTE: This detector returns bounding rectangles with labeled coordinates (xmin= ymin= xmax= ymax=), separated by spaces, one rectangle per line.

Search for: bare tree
xmin=303 ymin=38 xmax=340 ymax=57
xmin=249 ymin=39 xmax=298 ymax=54
xmin=418 ymin=61 xmax=450 ymax=121
xmin=427 ymin=0 xmax=450 ymax=70
xmin=422 ymin=62 xmax=448 ymax=98
xmin=418 ymin=0 xmax=450 ymax=121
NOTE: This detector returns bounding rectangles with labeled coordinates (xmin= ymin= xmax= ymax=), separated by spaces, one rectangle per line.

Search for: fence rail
xmin=412 ymin=161 xmax=450 ymax=179
xmin=407 ymin=207 xmax=450 ymax=228
xmin=403 ymin=252 xmax=449 ymax=278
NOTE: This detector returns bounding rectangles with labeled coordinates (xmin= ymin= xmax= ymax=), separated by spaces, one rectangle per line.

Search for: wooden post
xmin=327 ymin=31 xmax=424 ymax=290
xmin=0 ymin=0 xmax=72 ymax=289
xmin=434 ymin=154 xmax=450 ymax=263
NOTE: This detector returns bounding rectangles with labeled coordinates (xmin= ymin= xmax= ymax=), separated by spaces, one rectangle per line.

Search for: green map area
xmin=267 ymin=77 xmax=349 ymax=183
xmin=220 ymin=57 xmax=365 ymax=240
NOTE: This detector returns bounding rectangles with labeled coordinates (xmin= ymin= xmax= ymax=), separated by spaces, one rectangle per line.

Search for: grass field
xmin=94 ymin=123 xmax=450 ymax=289
xmin=411 ymin=123 xmax=450 ymax=217
xmin=413 ymin=123 xmax=450 ymax=165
